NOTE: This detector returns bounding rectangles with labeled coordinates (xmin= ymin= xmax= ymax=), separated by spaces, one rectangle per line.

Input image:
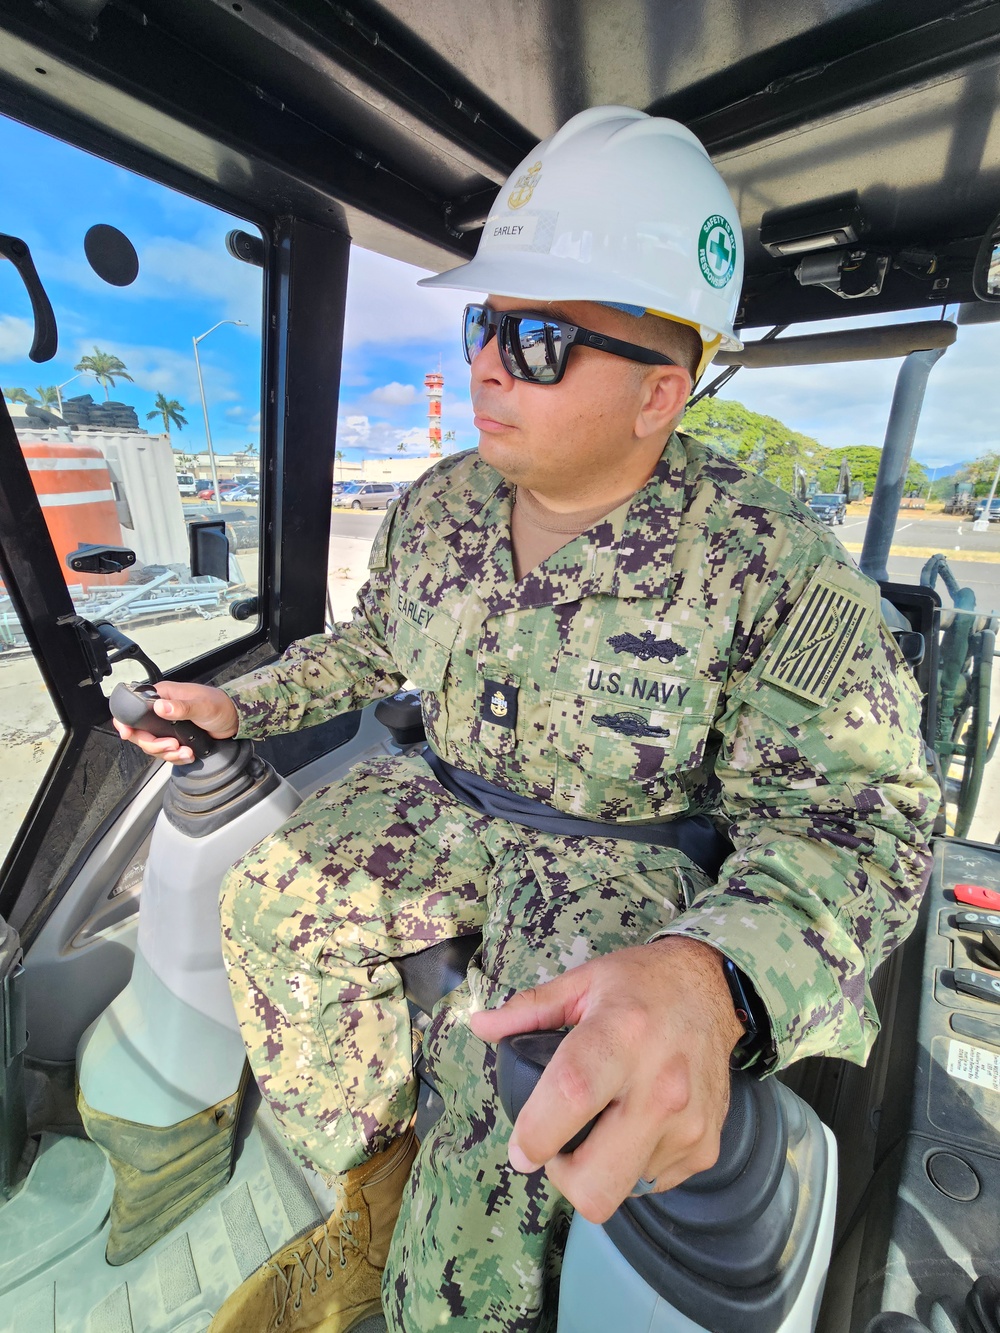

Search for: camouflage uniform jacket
xmin=228 ymin=433 xmax=939 ymax=1071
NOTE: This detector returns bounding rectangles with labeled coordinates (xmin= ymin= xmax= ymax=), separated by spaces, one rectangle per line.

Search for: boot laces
xmin=270 ymin=1212 xmax=361 ymax=1326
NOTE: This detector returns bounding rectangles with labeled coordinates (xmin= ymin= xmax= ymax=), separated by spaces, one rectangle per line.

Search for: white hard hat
xmin=419 ymin=105 xmax=744 ymax=364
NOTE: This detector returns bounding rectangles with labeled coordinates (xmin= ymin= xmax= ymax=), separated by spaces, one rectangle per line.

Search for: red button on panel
xmin=954 ymin=884 xmax=1000 ymax=911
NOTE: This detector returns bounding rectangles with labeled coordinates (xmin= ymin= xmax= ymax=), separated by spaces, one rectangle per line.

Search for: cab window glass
xmin=0 ymin=596 xmax=66 ymax=858
xmin=0 ymin=112 xmax=264 ymax=690
xmin=327 ymin=246 xmax=469 ymax=625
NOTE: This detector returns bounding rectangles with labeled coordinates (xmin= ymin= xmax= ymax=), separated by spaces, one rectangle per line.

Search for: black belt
xmin=422 ymin=750 xmax=733 ymax=881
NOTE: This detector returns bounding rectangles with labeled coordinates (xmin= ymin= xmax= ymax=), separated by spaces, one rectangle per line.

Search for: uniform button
xmin=926 ymin=1151 xmax=981 ymax=1201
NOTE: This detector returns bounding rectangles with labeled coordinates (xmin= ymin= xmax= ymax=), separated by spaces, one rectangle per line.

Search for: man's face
xmin=468 ymin=296 xmax=663 ymax=500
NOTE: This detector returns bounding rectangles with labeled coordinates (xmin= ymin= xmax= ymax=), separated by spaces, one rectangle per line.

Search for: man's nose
xmin=470 ymin=327 xmax=512 ymax=388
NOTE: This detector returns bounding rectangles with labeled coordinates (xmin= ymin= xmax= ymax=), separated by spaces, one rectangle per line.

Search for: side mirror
xmin=973 ymin=210 xmax=1000 ymax=301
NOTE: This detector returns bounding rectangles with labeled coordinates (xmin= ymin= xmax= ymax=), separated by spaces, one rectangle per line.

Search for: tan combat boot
xmin=210 ymin=1127 xmax=418 ymax=1332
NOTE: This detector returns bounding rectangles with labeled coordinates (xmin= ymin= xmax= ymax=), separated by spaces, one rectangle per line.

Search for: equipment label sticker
xmin=947 ymin=1039 xmax=1000 ymax=1094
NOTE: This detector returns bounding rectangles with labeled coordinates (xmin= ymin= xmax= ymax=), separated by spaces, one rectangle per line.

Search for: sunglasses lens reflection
xmin=509 ymin=318 xmax=561 ymax=382
xmin=463 ymin=307 xmax=566 ymax=383
xmin=463 ymin=306 xmax=489 ymax=362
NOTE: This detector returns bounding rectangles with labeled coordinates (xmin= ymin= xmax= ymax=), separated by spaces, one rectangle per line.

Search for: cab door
xmin=0 ymin=107 xmax=351 ymax=959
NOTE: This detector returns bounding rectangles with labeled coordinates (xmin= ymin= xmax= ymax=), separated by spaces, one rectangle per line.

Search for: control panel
xmin=846 ymin=839 xmax=1000 ymax=1332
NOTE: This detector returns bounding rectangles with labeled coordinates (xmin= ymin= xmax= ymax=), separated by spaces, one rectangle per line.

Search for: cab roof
xmin=0 ymin=0 xmax=998 ymax=330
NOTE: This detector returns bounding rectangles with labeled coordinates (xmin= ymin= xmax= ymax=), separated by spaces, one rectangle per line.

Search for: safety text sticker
xmin=947 ymin=1039 xmax=1000 ymax=1094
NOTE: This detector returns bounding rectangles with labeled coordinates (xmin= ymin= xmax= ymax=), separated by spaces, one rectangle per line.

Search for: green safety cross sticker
xmin=698 ymin=215 xmax=737 ymax=289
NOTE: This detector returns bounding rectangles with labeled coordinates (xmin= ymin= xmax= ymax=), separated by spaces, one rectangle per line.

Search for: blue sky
xmin=2 ymin=111 xmax=998 ymax=472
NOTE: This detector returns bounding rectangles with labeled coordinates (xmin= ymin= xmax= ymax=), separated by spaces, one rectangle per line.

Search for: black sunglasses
xmin=462 ymin=303 xmax=677 ymax=385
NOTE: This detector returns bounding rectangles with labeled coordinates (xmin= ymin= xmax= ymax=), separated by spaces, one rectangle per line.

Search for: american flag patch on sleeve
xmin=759 ymin=562 xmax=875 ymax=705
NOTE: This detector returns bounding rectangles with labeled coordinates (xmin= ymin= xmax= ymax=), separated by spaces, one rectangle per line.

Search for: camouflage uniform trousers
xmin=219 ymin=750 xmax=695 ymax=1332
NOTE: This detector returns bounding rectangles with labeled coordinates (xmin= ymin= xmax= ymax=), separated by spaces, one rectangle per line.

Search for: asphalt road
xmin=840 ymin=512 xmax=1000 ymax=557
xmin=328 ymin=506 xmax=1000 ymax=610
xmin=330 ymin=510 xmax=387 ymax=540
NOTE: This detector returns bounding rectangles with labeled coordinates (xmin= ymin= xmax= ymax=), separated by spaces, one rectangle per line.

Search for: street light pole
xmin=54 ymin=371 xmax=91 ymax=418
xmin=192 ymin=319 xmax=246 ymax=513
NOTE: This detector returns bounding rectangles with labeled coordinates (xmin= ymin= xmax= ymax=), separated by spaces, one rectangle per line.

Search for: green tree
xmin=684 ymin=396 xmax=828 ymax=493
xmin=818 ymin=446 xmax=882 ymax=495
xmin=73 ymin=347 xmax=134 ymax=401
xmin=3 ymin=387 xmax=38 ymax=406
xmin=957 ymin=451 xmax=1000 ymax=497
xmin=905 ymin=459 xmax=928 ymax=493
xmin=335 ymin=449 xmax=344 ymax=479
xmin=397 ymin=439 xmax=408 ymax=453
xmin=146 ymin=392 xmax=188 ymax=435
xmin=34 ymin=386 xmax=59 ymax=411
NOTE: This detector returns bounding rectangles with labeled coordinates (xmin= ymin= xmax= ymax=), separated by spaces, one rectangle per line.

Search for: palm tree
xmin=3 ymin=387 xmax=38 ymax=406
xmin=335 ymin=449 xmax=344 ymax=480
xmin=35 ymin=386 xmax=60 ymax=412
xmin=397 ymin=440 xmax=408 ymax=453
xmin=146 ymin=391 xmax=188 ymax=435
xmin=73 ymin=347 xmax=134 ymax=401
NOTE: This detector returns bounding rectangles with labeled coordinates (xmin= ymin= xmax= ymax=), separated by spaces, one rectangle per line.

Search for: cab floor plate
xmin=0 ymin=1101 xmax=332 ymax=1332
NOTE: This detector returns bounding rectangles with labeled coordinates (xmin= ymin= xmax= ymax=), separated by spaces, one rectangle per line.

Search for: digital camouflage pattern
xmin=228 ymin=431 xmax=939 ymax=1073
xmin=220 ymin=749 xmax=692 ymax=1331
xmin=221 ymin=432 xmax=938 ymax=1329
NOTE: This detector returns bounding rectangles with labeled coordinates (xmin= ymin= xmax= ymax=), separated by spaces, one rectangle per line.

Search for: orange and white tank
xmin=20 ymin=441 xmax=127 ymax=587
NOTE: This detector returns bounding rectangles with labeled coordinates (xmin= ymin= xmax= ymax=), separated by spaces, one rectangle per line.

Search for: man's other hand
xmin=469 ymin=937 xmax=745 ymax=1224
xmin=112 ymin=680 xmax=240 ymax=764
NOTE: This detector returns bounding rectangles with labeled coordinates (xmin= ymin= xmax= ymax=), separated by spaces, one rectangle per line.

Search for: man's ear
xmin=633 ymin=365 xmax=691 ymax=441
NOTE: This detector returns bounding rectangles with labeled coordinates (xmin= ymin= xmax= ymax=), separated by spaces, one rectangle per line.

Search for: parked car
xmin=197 ymin=480 xmax=241 ymax=501
xmin=338 ymin=481 xmax=397 ymax=509
xmin=175 ymin=471 xmax=198 ymax=497
xmin=226 ymin=483 xmax=259 ymax=502
xmin=807 ymin=492 xmax=847 ymax=524
xmin=973 ymin=497 xmax=1000 ymax=522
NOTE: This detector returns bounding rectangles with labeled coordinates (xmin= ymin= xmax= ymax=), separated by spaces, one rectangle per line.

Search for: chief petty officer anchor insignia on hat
xmin=508 ymin=161 xmax=542 ymax=210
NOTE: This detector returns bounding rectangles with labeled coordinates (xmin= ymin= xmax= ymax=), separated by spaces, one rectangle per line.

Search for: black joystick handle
xmin=109 ymin=681 xmax=217 ymax=761
xmin=496 ymin=1031 xmax=597 ymax=1154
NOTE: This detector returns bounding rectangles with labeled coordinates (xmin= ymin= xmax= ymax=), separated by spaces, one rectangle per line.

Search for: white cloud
xmin=344 ymin=247 xmax=470 ymax=348
xmin=0 ymin=316 xmax=36 ymax=365
xmin=710 ymin=314 xmax=1000 ymax=469
xmin=32 ymin=230 xmax=263 ymax=329
xmin=370 ymin=381 xmax=420 ymax=406
xmin=338 ymin=414 xmax=431 ymax=457
xmin=140 ymin=235 xmax=262 ymax=326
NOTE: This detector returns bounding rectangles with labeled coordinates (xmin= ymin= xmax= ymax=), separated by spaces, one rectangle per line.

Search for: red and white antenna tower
xmin=424 ymin=370 xmax=444 ymax=459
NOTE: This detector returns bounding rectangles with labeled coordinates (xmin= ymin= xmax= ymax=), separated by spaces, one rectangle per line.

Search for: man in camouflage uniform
xmin=119 ymin=107 xmax=939 ymax=1333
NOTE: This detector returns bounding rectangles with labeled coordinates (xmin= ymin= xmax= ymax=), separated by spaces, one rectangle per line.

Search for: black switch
xmin=982 ymin=930 xmax=1000 ymax=970
xmin=956 ymin=910 xmax=1000 ymax=932
xmin=954 ymin=968 xmax=1000 ymax=1005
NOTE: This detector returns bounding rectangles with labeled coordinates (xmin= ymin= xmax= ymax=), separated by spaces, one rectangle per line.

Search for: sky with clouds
xmin=1 ymin=111 xmax=998 ymax=473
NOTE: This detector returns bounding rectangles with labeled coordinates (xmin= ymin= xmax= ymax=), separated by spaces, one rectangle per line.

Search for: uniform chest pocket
xmin=388 ymin=586 xmax=460 ymax=692
xmin=547 ymin=654 xmax=721 ymax=822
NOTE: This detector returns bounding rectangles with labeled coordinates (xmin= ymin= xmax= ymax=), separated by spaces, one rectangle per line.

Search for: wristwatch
xmin=722 ymin=958 xmax=776 ymax=1071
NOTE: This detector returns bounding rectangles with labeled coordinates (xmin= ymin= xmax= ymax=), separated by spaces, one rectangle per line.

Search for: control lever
xmin=109 ymin=681 xmax=217 ymax=761
xmin=496 ymin=1031 xmax=597 ymax=1154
